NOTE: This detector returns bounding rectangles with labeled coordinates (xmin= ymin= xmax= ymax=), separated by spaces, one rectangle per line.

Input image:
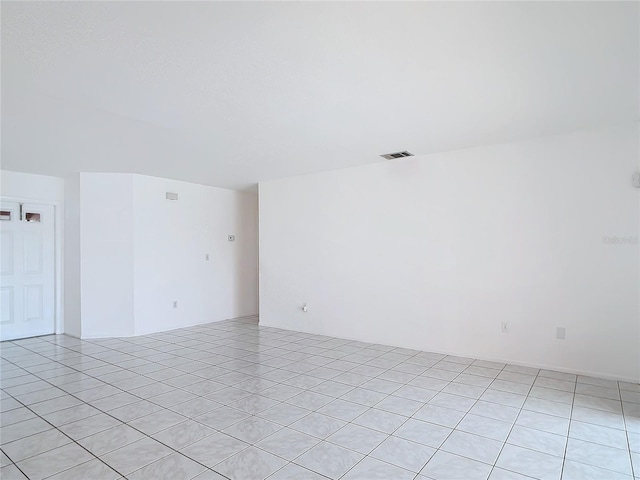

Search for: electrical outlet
xmin=173 ymin=301 xmax=178 ymax=309
xmin=501 ymin=322 xmax=509 ymax=333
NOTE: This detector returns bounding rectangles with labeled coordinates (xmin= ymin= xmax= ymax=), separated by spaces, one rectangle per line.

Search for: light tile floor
xmin=1 ymin=317 xmax=638 ymax=480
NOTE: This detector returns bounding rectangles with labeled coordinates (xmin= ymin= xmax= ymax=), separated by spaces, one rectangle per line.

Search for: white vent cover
xmin=166 ymin=192 xmax=178 ymax=200
xmin=380 ymin=151 xmax=414 ymax=160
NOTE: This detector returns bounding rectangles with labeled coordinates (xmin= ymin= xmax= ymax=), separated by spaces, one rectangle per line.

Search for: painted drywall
xmin=259 ymin=123 xmax=640 ymax=382
xmin=1 ymin=170 xmax=64 ymax=202
xmin=132 ymin=174 xmax=258 ymax=335
xmin=80 ymin=173 xmax=135 ymax=337
xmin=63 ymin=174 xmax=81 ymax=337
xmin=72 ymin=173 xmax=257 ymax=338
xmin=1 ymin=170 xmax=67 ymax=335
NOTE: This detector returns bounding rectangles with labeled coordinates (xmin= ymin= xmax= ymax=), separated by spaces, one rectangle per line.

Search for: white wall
xmin=259 ymin=123 xmax=640 ymax=382
xmin=63 ymin=174 xmax=81 ymax=337
xmin=132 ymin=174 xmax=258 ymax=335
xmin=80 ymin=173 xmax=135 ymax=337
xmin=1 ymin=170 xmax=64 ymax=202
xmin=1 ymin=170 xmax=66 ymax=335
xmin=1 ymin=170 xmax=258 ymax=338
xmin=72 ymin=173 xmax=257 ymax=337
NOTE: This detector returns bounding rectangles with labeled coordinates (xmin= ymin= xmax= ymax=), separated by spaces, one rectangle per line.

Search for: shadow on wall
xmin=130 ymin=174 xmax=260 ymax=335
xmin=233 ymin=191 xmax=259 ymax=318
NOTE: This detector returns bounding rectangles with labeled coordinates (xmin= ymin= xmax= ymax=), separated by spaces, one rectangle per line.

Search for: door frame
xmin=1 ymin=195 xmax=62 ymax=336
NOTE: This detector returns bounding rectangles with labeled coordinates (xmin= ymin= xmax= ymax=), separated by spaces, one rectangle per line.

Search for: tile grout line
xmin=1 ymin=341 xmax=236 ymax=480
xmin=1 ymin=338 xmax=628 ymax=480
xmin=1 ymin=319 xmax=638 ymax=480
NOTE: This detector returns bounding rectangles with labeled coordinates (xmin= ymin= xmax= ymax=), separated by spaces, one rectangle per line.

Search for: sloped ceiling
xmin=2 ymin=1 xmax=638 ymax=190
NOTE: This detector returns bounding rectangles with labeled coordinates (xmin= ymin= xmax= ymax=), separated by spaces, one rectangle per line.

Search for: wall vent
xmin=380 ymin=151 xmax=414 ymax=160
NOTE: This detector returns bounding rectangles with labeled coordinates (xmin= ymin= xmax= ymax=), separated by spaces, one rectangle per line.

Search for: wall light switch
xmin=556 ymin=327 xmax=566 ymax=340
xmin=205 ymin=253 xmax=210 ymax=261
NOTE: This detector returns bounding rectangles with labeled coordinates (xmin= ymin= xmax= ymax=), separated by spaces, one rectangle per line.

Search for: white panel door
xmin=0 ymin=201 xmax=55 ymax=341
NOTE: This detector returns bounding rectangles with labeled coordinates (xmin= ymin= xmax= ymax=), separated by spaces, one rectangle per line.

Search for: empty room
xmin=1 ymin=1 xmax=639 ymax=479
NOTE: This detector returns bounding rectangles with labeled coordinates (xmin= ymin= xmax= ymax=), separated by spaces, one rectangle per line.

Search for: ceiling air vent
xmin=380 ymin=151 xmax=414 ymax=160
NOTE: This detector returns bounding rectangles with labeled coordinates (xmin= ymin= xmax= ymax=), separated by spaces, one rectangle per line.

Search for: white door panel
xmin=1 ymin=231 xmax=14 ymax=275
xmin=0 ymin=200 xmax=55 ymax=340
xmin=24 ymin=232 xmax=44 ymax=273
xmin=1 ymin=287 xmax=13 ymax=324
xmin=25 ymin=285 xmax=44 ymax=322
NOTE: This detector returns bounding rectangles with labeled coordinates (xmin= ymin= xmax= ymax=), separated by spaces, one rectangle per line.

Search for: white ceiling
xmin=2 ymin=1 xmax=638 ymax=190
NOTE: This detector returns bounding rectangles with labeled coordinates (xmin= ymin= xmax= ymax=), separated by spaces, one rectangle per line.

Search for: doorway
xmin=1 ymin=200 xmax=55 ymax=341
